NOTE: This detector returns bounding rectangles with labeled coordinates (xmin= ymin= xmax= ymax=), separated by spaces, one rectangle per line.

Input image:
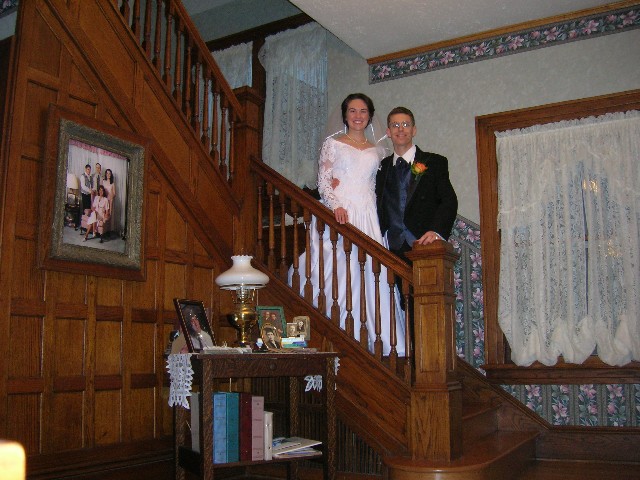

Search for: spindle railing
xmin=117 ymin=0 xmax=243 ymax=184
xmin=252 ymin=160 xmax=414 ymax=383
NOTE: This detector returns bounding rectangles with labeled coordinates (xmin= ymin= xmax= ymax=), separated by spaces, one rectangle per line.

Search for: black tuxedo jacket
xmin=376 ymin=146 xmax=458 ymax=241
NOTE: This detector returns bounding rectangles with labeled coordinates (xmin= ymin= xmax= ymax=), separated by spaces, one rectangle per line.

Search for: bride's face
xmin=345 ymin=99 xmax=370 ymax=133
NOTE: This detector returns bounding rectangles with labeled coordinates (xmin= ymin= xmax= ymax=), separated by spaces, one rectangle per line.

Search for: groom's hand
xmin=416 ymin=231 xmax=443 ymax=245
xmin=334 ymin=207 xmax=348 ymax=224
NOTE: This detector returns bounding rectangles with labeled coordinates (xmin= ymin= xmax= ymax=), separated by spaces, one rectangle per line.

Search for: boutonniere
xmin=411 ymin=161 xmax=428 ymax=179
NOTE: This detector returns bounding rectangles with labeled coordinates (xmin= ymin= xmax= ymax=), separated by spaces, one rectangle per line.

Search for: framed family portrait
xmin=174 ymin=298 xmax=216 ymax=353
xmin=38 ymin=105 xmax=148 ymax=280
xmin=256 ymin=306 xmax=286 ymax=335
xmin=287 ymin=316 xmax=310 ymax=340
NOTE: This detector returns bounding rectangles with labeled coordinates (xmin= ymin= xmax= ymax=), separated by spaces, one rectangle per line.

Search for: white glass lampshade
xmin=66 ymin=173 xmax=79 ymax=190
xmin=215 ymin=255 xmax=268 ymax=290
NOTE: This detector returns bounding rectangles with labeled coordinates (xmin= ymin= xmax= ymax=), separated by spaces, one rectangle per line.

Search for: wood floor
xmin=519 ymin=460 xmax=640 ymax=479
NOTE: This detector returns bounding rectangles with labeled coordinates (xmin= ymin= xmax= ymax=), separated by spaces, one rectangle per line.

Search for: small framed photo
xmin=173 ymin=298 xmax=216 ymax=353
xmin=256 ymin=306 xmax=286 ymax=337
xmin=287 ymin=316 xmax=310 ymax=340
xmin=260 ymin=323 xmax=283 ymax=350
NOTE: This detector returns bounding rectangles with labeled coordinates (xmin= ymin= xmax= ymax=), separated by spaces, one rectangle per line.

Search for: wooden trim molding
xmin=368 ymin=0 xmax=640 ymax=83
xmin=475 ymin=88 xmax=640 ymax=384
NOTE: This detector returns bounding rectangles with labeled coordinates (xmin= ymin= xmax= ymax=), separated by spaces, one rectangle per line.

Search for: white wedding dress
xmin=290 ymin=137 xmax=405 ymax=356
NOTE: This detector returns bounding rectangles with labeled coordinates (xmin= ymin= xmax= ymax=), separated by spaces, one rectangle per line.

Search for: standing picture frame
xmin=174 ymin=298 xmax=216 ymax=353
xmin=38 ymin=105 xmax=148 ymax=280
xmin=256 ymin=306 xmax=286 ymax=338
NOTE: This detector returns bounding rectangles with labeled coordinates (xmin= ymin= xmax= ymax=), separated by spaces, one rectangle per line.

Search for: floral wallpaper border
xmin=448 ymin=215 xmax=640 ymax=427
xmin=370 ymin=6 xmax=640 ymax=84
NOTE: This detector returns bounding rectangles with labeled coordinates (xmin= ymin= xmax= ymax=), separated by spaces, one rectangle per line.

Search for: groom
xmin=376 ymin=107 xmax=458 ymax=263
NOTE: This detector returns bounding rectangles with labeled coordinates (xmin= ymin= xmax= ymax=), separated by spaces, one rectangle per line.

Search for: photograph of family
xmin=62 ymin=139 xmax=129 ymax=253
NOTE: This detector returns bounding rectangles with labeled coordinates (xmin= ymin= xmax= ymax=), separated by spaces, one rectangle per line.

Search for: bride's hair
xmin=341 ymin=93 xmax=375 ymax=128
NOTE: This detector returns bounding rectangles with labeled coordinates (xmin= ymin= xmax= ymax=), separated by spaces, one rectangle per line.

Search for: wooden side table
xmin=174 ymin=352 xmax=337 ymax=480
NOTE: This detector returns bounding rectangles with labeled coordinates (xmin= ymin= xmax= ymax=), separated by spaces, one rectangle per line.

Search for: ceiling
xmin=186 ymin=0 xmax=622 ymax=59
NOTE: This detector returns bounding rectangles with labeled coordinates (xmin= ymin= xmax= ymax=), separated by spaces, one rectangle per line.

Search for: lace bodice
xmin=317 ymin=137 xmax=382 ymax=212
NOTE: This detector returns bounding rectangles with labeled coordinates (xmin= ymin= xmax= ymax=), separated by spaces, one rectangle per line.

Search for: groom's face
xmin=387 ymin=113 xmax=416 ymax=151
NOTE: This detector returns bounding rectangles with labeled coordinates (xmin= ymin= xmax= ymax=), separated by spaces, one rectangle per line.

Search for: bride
xmin=291 ymin=93 xmax=405 ymax=356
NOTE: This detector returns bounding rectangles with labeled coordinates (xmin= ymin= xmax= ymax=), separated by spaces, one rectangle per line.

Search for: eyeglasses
xmin=388 ymin=121 xmax=413 ymax=129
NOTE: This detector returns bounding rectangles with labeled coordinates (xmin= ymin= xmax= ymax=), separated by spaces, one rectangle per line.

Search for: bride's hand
xmin=334 ymin=207 xmax=348 ymax=224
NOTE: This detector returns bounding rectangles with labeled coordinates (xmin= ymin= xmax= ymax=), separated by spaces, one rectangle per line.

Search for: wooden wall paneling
xmin=163 ymin=262 xmax=188 ymax=311
xmin=77 ymin=2 xmax=138 ymax=102
xmin=9 ymin=314 xmax=42 ymax=379
xmin=6 ymin=394 xmax=40 ymax=453
xmin=0 ymin=0 xmax=241 ymax=472
xmin=95 ymin=390 xmax=123 ymax=445
xmin=128 ymin=388 xmax=156 ymax=441
xmin=164 ymin=199 xmax=188 ymax=253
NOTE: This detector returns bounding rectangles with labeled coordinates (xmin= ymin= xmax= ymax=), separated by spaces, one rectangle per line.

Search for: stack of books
xmin=199 ymin=391 xmax=321 ymax=464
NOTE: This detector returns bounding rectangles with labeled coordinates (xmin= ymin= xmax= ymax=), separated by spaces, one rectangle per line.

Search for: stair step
xmin=385 ymin=430 xmax=538 ymax=480
xmin=518 ymin=459 xmax=640 ymax=479
xmin=462 ymin=402 xmax=499 ymax=446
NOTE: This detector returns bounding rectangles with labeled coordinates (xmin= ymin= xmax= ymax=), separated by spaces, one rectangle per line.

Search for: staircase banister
xmin=251 ymin=158 xmax=413 ymax=284
xmin=169 ymin=0 xmax=244 ymax=120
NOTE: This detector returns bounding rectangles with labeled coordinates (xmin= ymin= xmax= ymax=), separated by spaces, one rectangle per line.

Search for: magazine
xmin=272 ymin=436 xmax=322 ymax=455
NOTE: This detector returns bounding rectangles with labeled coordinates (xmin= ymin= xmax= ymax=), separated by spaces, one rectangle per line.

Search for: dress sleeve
xmin=317 ymin=138 xmax=341 ymax=211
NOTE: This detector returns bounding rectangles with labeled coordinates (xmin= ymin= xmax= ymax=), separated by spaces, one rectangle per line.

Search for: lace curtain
xmin=211 ymin=42 xmax=252 ymax=89
xmin=496 ymin=111 xmax=640 ymax=367
xmin=259 ymin=23 xmax=327 ymax=189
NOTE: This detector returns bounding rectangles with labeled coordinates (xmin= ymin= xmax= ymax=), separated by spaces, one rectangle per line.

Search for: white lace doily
xmin=167 ymin=354 xmax=194 ymax=409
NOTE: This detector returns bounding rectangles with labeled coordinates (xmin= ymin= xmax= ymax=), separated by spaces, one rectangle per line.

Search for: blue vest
xmin=385 ymin=161 xmax=415 ymax=250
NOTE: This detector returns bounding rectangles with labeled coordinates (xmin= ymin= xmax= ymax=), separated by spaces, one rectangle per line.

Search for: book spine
xmin=251 ymin=396 xmax=265 ymax=461
xmin=263 ymin=411 xmax=273 ymax=461
xmin=238 ymin=392 xmax=253 ymax=461
xmin=226 ymin=392 xmax=240 ymax=463
xmin=212 ymin=392 xmax=227 ymax=464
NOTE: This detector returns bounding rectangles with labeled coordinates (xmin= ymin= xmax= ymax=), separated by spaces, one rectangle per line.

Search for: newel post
xmin=405 ymin=241 xmax=461 ymax=462
xmin=232 ymin=86 xmax=264 ymax=256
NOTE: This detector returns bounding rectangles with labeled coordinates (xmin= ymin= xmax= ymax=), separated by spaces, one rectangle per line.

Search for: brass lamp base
xmin=225 ymin=288 xmax=258 ymax=346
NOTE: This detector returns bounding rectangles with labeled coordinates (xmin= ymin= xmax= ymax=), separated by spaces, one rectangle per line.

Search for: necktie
xmin=395 ymin=156 xmax=409 ymax=174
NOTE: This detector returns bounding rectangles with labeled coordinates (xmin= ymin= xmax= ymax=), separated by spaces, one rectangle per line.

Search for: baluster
xmin=303 ymin=210 xmax=313 ymax=303
xmin=358 ymin=248 xmax=369 ymax=351
xmin=153 ymin=0 xmax=162 ymax=70
xmin=120 ymin=1 xmax=130 ymax=24
xmin=163 ymin=1 xmax=173 ymax=87
xmin=279 ymin=191 xmax=287 ymax=281
xmin=192 ymin=56 xmax=201 ymax=133
xmin=256 ymin=181 xmax=264 ymax=263
xmin=372 ymin=258 xmax=382 ymax=358
xmin=329 ymin=228 xmax=340 ymax=324
xmin=387 ymin=266 xmax=398 ymax=369
xmin=201 ymin=66 xmax=210 ymax=149
xmin=183 ymin=36 xmax=192 ymax=119
xmin=219 ymin=99 xmax=228 ymax=178
xmin=228 ymin=113 xmax=235 ymax=183
xmin=266 ymin=183 xmax=276 ymax=271
xmin=316 ymin=219 xmax=326 ymax=313
xmin=172 ymin=16 xmax=182 ymax=101
xmin=290 ymin=199 xmax=301 ymax=293
xmin=142 ymin=0 xmax=152 ymax=57
xmin=210 ymin=83 xmax=219 ymax=166
xmin=343 ymin=238 xmax=354 ymax=338
xmin=127 ymin=1 xmax=137 ymax=36
xmin=402 ymin=280 xmax=412 ymax=383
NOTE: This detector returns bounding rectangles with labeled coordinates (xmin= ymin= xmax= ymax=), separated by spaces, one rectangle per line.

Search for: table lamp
xmin=66 ymin=173 xmax=79 ymax=205
xmin=215 ymin=255 xmax=268 ymax=346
